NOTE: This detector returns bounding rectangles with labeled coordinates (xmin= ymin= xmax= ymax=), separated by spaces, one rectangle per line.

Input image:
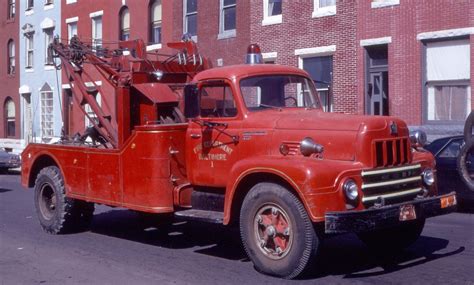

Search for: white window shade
xmin=122 ymin=10 xmax=130 ymax=30
xmin=152 ymin=1 xmax=162 ymax=22
xmin=426 ymin=40 xmax=470 ymax=81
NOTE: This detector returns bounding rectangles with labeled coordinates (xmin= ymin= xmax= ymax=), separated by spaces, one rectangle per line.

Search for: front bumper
xmin=325 ymin=192 xmax=457 ymax=234
xmin=0 ymin=162 xmax=21 ymax=169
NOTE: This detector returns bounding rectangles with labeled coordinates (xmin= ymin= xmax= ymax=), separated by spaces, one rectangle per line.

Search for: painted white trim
xmin=66 ymin=0 xmax=77 ymax=4
xmin=294 ymin=45 xmax=336 ymax=57
xmin=44 ymin=65 xmax=55 ymax=71
xmin=262 ymin=52 xmax=278 ymax=60
xmin=371 ymin=0 xmax=400 ymax=9
xmin=25 ymin=68 xmax=34 ymax=73
xmin=262 ymin=14 xmax=282 ymax=26
xmin=89 ymin=10 xmax=104 ymax=18
xmin=62 ymin=84 xmax=71 ymax=89
xmin=217 ymin=29 xmax=236 ymax=40
xmin=44 ymin=4 xmax=54 ymax=11
xmin=146 ymin=43 xmax=162 ymax=51
xmin=40 ymin=18 xmax=55 ymax=29
xmin=19 ymin=85 xmax=31 ymax=94
xmin=65 ymin=16 xmax=79 ymax=24
xmin=62 ymin=81 xmax=102 ymax=89
xmin=417 ymin=27 xmax=474 ymax=40
xmin=25 ymin=10 xmax=34 ymax=16
xmin=360 ymin=36 xmax=392 ymax=46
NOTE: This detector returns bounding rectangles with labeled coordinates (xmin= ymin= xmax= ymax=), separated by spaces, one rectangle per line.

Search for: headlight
xmin=300 ymin=137 xmax=324 ymax=157
xmin=409 ymin=130 xmax=427 ymax=148
xmin=343 ymin=179 xmax=359 ymax=201
xmin=422 ymin=168 xmax=435 ymax=186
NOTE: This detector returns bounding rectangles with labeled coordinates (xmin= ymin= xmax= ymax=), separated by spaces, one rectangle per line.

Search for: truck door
xmin=186 ymin=81 xmax=242 ymax=187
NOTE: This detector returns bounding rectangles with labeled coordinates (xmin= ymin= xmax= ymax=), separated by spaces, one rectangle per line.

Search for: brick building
xmin=251 ymin=0 xmax=473 ymax=137
xmin=0 ymin=0 xmax=20 ymax=152
xmin=61 ymin=0 xmax=250 ymax=135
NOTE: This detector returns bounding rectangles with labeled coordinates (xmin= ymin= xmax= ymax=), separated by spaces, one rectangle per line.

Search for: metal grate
xmin=374 ymin=138 xmax=410 ymax=167
xmin=361 ymin=164 xmax=422 ymax=208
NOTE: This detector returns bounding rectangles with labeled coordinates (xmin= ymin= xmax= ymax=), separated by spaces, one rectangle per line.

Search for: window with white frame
xmin=4 ymin=98 xmax=16 ymax=137
xmin=8 ymin=0 xmax=15 ymax=19
xmin=40 ymin=84 xmax=54 ymax=137
xmin=7 ymin=40 xmax=15 ymax=75
xmin=91 ymin=16 xmax=102 ymax=50
xmin=425 ymin=39 xmax=471 ymax=122
xmin=119 ymin=7 xmax=130 ymax=41
xmin=67 ymin=21 xmax=77 ymax=42
xmin=183 ymin=0 xmax=197 ymax=37
xmin=25 ymin=33 xmax=34 ymax=68
xmin=44 ymin=28 xmax=54 ymax=65
xmin=150 ymin=0 xmax=162 ymax=44
xmin=219 ymin=0 xmax=236 ymax=38
xmin=262 ymin=0 xmax=282 ymax=25
xmin=26 ymin=0 xmax=33 ymax=10
xmin=313 ymin=0 xmax=336 ymax=17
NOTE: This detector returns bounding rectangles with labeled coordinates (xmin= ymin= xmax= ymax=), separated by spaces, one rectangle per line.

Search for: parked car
xmin=425 ymin=136 xmax=474 ymax=209
xmin=0 ymin=148 xmax=21 ymax=172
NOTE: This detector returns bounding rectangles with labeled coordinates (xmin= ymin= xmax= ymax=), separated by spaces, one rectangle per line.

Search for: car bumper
xmin=325 ymin=192 xmax=457 ymax=234
xmin=0 ymin=162 xmax=21 ymax=169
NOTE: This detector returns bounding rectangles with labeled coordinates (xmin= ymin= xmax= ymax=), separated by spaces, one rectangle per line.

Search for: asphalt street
xmin=1 ymin=172 xmax=473 ymax=285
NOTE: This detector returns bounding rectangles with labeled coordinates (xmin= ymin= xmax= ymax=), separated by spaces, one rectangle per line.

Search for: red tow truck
xmin=21 ymin=37 xmax=457 ymax=278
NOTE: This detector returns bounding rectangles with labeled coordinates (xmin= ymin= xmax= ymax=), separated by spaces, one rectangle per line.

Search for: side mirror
xmin=184 ymin=84 xmax=200 ymax=118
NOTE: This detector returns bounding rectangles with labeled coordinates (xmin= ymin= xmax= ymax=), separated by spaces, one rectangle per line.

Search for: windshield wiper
xmin=258 ymin=104 xmax=281 ymax=110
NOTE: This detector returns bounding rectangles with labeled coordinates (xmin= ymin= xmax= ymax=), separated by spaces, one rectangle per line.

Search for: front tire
xmin=34 ymin=166 xmax=94 ymax=234
xmin=240 ymin=183 xmax=319 ymax=279
xmin=357 ymin=219 xmax=425 ymax=252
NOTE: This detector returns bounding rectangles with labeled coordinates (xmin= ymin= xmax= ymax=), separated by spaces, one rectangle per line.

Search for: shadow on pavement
xmin=90 ymin=209 xmax=464 ymax=279
xmin=0 ymin=169 xmax=21 ymax=175
xmin=0 ymin=188 xmax=14 ymax=193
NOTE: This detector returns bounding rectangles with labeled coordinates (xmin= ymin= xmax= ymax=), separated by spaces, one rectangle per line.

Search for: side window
xmin=439 ymin=139 xmax=463 ymax=158
xmin=200 ymin=85 xmax=237 ymax=118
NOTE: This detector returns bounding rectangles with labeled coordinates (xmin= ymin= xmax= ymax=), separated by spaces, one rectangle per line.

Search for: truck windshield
xmin=240 ymin=75 xmax=321 ymax=111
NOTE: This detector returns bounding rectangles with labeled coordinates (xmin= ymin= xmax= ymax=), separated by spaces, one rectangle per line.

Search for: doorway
xmin=366 ymin=45 xmax=389 ymax=116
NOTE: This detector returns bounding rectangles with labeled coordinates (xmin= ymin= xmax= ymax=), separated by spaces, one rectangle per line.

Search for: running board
xmin=174 ymin=209 xmax=224 ymax=224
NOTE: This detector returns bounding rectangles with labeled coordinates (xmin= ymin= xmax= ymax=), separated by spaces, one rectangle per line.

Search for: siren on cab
xmin=245 ymin=44 xmax=264 ymax=64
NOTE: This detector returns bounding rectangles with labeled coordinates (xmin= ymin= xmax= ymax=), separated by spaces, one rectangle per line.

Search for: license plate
xmin=399 ymin=204 xmax=417 ymax=221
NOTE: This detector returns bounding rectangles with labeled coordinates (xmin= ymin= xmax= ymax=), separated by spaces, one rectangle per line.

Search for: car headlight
xmin=409 ymin=130 xmax=427 ymax=148
xmin=422 ymin=168 xmax=435 ymax=186
xmin=343 ymin=179 xmax=359 ymax=201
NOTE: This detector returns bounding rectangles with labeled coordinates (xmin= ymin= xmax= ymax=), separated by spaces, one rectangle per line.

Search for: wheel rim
xmin=253 ymin=203 xmax=293 ymax=260
xmin=39 ymin=183 xmax=56 ymax=220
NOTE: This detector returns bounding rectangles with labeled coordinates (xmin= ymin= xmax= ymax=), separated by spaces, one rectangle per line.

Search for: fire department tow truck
xmin=21 ymin=36 xmax=457 ymax=278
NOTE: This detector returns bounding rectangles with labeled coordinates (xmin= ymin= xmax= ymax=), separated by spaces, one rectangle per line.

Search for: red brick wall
xmin=250 ymin=0 xmax=358 ymax=114
xmin=0 ymin=2 xmax=20 ymax=139
xmin=357 ymin=0 xmax=473 ymax=126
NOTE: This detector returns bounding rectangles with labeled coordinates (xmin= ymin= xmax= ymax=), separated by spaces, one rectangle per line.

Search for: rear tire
xmin=34 ymin=166 xmax=94 ymax=234
xmin=457 ymin=139 xmax=474 ymax=191
xmin=240 ymin=182 xmax=319 ymax=279
xmin=464 ymin=111 xmax=473 ymax=143
xmin=357 ymin=219 xmax=425 ymax=252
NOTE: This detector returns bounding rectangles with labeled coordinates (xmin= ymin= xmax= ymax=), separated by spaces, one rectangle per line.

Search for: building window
xmin=262 ymin=0 xmax=282 ymax=26
xmin=425 ymin=39 xmax=471 ymax=122
xmin=26 ymin=0 xmax=34 ymax=10
xmin=67 ymin=21 xmax=77 ymax=42
xmin=8 ymin=0 xmax=15 ymax=19
xmin=40 ymin=84 xmax=54 ymax=137
xmin=45 ymin=0 xmax=53 ymax=5
xmin=301 ymin=56 xmax=333 ymax=112
xmin=150 ymin=0 xmax=162 ymax=44
xmin=25 ymin=33 xmax=34 ymax=68
xmin=183 ymin=0 xmax=197 ymax=37
xmin=92 ymin=16 xmax=102 ymax=50
xmin=119 ymin=7 xmax=130 ymax=41
xmin=4 ymin=98 xmax=16 ymax=137
xmin=218 ymin=0 xmax=236 ymax=38
xmin=85 ymin=92 xmax=102 ymax=128
xmin=44 ymin=28 xmax=54 ymax=65
xmin=7 ymin=40 xmax=15 ymax=75
xmin=313 ymin=0 xmax=336 ymax=17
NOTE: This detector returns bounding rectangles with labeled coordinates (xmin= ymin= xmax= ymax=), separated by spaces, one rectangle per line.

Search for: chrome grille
xmin=373 ymin=138 xmax=410 ymax=167
xmin=361 ymin=164 xmax=422 ymax=207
